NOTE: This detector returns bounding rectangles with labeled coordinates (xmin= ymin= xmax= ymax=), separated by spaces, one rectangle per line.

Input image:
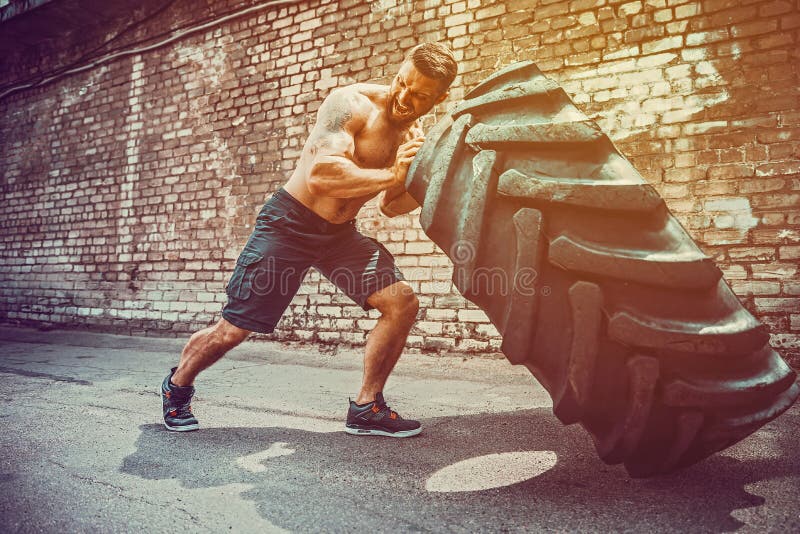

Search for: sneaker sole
xmin=163 ymin=422 xmax=200 ymax=432
xmin=344 ymin=426 xmax=422 ymax=438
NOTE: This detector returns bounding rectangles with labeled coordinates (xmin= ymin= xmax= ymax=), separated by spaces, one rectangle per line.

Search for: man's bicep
xmin=309 ymin=128 xmax=356 ymax=161
xmin=310 ymin=90 xmax=363 ymax=160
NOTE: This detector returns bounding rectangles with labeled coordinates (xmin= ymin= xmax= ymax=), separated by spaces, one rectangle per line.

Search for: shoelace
xmin=371 ymin=402 xmax=398 ymax=420
xmin=166 ymin=391 xmax=193 ymax=417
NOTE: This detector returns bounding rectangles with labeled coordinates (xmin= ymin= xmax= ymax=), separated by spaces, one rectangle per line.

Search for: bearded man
xmin=160 ymin=42 xmax=458 ymax=438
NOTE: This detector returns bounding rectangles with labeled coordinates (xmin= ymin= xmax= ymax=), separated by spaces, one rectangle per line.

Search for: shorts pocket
xmin=256 ymin=205 xmax=298 ymax=230
xmin=226 ymin=251 xmax=264 ymax=300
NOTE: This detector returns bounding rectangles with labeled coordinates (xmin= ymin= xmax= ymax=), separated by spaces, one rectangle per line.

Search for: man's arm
xmin=307 ymin=89 xmax=409 ymax=198
xmin=380 ymin=187 xmax=420 ymax=217
xmin=379 ymin=122 xmax=424 ymax=217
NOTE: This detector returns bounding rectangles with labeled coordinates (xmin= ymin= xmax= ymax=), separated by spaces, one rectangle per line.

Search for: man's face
xmin=387 ymin=61 xmax=450 ymax=125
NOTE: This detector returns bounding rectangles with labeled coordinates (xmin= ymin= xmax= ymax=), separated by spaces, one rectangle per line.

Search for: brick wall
xmin=0 ymin=0 xmax=798 ymax=363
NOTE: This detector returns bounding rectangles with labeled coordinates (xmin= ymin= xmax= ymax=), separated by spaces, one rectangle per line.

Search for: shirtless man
xmin=160 ymin=43 xmax=458 ymax=437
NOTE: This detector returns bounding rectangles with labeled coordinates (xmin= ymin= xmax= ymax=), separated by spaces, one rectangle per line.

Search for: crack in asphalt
xmin=13 ymin=400 xmax=150 ymax=417
xmin=116 ymin=387 xmax=342 ymax=421
xmin=12 ymin=395 xmax=338 ymax=424
xmin=47 ymin=459 xmax=127 ymax=492
xmin=219 ymin=362 xmax=272 ymax=373
xmin=0 ymin=366 xmax=92 ymax=386
xmin=0 ymin=337 xmax=534 ymax=386
xmin=0 ymin=357 xmax=151 ymax=375
xmin=0 ymin=337 xmax=181 ymax=355
xmin=45 ymin=459 xmax=202 ymax=526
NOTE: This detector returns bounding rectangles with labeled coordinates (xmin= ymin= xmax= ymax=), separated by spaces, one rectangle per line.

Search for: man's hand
xmin=391 ymin=136 xmax=425 ymax=187
xmin=381 ymin=124 xmax=426 ymax=217
xmin=405 ymin=121 xmax=425 ymax=141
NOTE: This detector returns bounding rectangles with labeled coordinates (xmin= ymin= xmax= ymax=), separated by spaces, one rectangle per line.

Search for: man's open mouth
xmin=393 ymin=98 xmax=412 ymax=117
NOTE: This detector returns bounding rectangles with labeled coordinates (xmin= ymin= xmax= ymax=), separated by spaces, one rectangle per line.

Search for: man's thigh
xmin=313 ymin=229 xmax=406 ymax=312
xmin=221 ymin=205 xmax=316 ymax=333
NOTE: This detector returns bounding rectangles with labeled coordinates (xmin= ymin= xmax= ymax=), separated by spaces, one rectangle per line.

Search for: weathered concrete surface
xmin=1 ymin=326 xmax=798 ymax=532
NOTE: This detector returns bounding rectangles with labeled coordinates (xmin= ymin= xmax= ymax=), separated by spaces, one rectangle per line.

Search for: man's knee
xmin=403 ymin=291 xmax=420 ymax=319
xmin=210 ymin=318 xmax=251 ymax=348
xmin=372 ymin=282 xmax=419 ymax=322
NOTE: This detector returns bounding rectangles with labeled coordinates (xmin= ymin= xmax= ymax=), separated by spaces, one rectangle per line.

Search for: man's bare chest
xmin=353 ymin=125 xmax=403 ymax=169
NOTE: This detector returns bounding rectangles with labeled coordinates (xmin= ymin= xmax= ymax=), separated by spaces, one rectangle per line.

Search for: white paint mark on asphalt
xmin=425 ymin=450 xmax=557 ymax=493
xmin=176 ymin=482 xmax=291 ymax=533
xmin=236 ymin=442 xmax=296 ymax=473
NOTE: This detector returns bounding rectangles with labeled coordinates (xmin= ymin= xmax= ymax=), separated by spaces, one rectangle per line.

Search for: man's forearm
xmin=380 ymin=190 xmax=420 ymax=217
xmin=382 ymin=182 xmax=407 ymax=204
xmin=308 ymin=156 xmax=395 ymax=198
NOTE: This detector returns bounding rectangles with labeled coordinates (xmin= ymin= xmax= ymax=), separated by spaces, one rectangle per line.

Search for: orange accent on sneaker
xmin=390 ymin=412 xmax=397 ymax=420
xmin=371 ymin=405 xmax=380 ymax=413
xmin=165 ymin=391 xmax=171 ymax=399
xmin=169 ymin=410 xmax=177 ymax=417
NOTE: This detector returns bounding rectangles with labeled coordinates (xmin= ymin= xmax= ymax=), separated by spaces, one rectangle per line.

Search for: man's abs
xmin=282 ymin=175 xmax=379 ymax=224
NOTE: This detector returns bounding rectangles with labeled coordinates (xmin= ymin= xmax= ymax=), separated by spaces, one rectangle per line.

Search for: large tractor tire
xmin=406 ymin=61 xmax=799 ymax=477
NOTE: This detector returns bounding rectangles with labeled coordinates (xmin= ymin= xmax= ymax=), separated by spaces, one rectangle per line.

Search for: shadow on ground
xmin=121 ymin=408 xmax=799 ymax=532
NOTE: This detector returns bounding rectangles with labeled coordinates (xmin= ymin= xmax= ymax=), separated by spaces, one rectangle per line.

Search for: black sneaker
xmin=160 ymin=367 xmax=199 ymax=432
xmin=345 ymin=392 xmax=422 ymax=438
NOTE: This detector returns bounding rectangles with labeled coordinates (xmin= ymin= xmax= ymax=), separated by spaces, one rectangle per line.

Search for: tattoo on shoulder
xmin=323 ymin=92 xmax=354 ymax=132
xmin=325 ymin=107 xmax=352 ymax=132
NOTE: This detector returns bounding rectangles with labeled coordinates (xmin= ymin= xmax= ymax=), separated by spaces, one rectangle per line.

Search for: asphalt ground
xmin=0 ymin=326 xmax=798 ymax=533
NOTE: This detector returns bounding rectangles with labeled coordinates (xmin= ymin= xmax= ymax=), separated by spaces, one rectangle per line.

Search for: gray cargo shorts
xmin=221 ymin=187 xmax=406 ymax=333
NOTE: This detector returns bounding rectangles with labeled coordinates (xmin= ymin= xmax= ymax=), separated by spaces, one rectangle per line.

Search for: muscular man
xmin=160 ymin=43 xmax=457 ymax=438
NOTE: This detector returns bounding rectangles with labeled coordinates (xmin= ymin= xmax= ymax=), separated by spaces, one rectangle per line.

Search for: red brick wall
xmin=0 ymin=0 xmax=798 ymax=363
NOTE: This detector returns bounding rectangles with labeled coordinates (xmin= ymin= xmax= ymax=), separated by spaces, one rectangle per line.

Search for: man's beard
xmin=387 ymin=94 xmax=416 ymax=125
